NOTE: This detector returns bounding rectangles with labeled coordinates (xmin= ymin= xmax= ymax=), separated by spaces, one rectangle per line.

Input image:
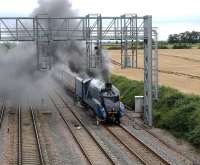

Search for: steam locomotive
xmin=74 ymin=77 xmax=125 ymax=124
xmin=54 ymin=70 xmax=125 ymax=124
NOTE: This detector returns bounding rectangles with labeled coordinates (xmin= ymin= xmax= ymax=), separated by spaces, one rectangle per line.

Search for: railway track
xmin=54 ymin=91 xmax=175 ymax=165
xmin=105 ymin=124 xmax=169 ymax=165
xmin=18 ymin=106 xmax=22 ymax=165
xmin=30 ymin=107 xmax=45 ymax=165
xmin=50 ymin=93 xmax=115 ymax=165
xmin=7 ymin=107 xmax=18 ymax=165
xmin=0 ymin=104 xmax=5 ymax=129
xmin=111 ymin=59 xmax=200 ymax=80
xmin=124 ymin=112 xmax=194 ymax=164
xmin=53 ymin=81 xmax=194 ymax=164
xmin=17 ymin=106 xmax=44 ymax=165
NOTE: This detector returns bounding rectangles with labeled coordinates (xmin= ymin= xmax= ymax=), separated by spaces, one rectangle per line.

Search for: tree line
xmin=168 ymin=31 xmax=200 ymax=43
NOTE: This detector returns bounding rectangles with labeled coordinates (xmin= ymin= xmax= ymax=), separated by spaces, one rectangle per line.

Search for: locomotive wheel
xmin=80 ymin=100 xmax=86 ymax=106
xmin=96 ymin=116 xmax=100 ymax=126
xmin=115 ymin=117 xmax=120 ymax=125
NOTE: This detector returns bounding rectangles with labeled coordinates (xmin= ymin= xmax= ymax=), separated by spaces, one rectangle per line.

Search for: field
xmin=109 ymin=49 xmax=200 ymax=95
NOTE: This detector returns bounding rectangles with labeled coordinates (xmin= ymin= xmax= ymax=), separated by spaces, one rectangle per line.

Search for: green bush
xmin=111 ymin=75 xmax=143 ymax=108
xmin=105 ymin=45 xmax=121 ymax=50
xmin=158 ymin=44 xmax=169 ymax=49
xmin=111 ymin=74 xmax=200 ymax=149
xmin=172 ymin=43 xmax=192 ymax=49
xmin=1 ymin=42 xmax=16 ymax=50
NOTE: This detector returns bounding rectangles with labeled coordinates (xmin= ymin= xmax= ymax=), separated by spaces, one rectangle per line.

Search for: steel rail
xmin=49 ymin=95 xmax=94 ymax=165
xmin=56 ymin=90 xmax=169 ymax=164
xmin=123 ymin=100 xmax=193 ymax=164
xmin=17 ymin=105 xmax=22 ymax=165
xmin=51 ymin=92 xmax=115 ymax=165
xmin=30 ymin=107 xmax=45 ymax=165
xmin=104 ymin=126 xmax=146 ymax=164
xmin=119 ymin=124 xmax=170 ymax=164
xmin=124 ymin=113 xmax=194 ymax=164
xmin=0 ymin=105 xmax=5 ymax=128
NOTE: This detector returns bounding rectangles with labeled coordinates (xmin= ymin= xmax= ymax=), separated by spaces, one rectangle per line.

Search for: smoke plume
xmin=0 ymin=0 xmax=111 ymax=104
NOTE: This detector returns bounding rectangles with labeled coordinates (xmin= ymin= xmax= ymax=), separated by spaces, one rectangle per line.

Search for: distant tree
xmin=168 ymin=34 xmax=179 ymax=43
xmin=168 ymin=31 xmax=200 ymax=43
xmin=1 ymin=42 xmax=16 ymax=50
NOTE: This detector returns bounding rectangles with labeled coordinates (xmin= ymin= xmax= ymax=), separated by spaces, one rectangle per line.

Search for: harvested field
xmin=109 ymin=49 xmax=200 ymax=95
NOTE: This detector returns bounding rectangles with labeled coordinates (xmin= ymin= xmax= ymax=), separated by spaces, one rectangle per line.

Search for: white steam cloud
xmin=0 ymin=0 xmax=110 ymax=104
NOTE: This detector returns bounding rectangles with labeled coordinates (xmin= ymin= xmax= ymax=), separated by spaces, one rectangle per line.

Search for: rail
xmin=125 ymin=113 xmax=194 ymax=164
xmin=119 ymin=124 xmax=170 ymax=164
xmin=30 ymin=107 xmax=45 ymax=165
xmin=104 ymin=125 xmax=146 ymax=164
xmin=0 ymin=105 xmax=5 ymax=128
xmin=51 ymin=92 xmax=115 ymax=165
xmin=49 ymin=95 xmax=94 ymax=165
xmin=17 ymin=105 xmax=22 ymax=165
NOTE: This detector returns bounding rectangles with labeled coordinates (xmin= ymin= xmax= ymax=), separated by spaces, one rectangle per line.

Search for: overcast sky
xmin=0 ymin=0 xmax=199 ymax=40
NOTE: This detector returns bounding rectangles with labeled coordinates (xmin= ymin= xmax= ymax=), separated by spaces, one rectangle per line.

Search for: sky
xmin=0 ymin=0 xmax=199 ymax=40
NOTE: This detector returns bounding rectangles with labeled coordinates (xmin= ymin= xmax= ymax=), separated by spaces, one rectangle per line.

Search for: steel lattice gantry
xmin=0 ymin=15 xmax=144 ymax=69
xmin=0 ymin=14 xmax=158 ymax=126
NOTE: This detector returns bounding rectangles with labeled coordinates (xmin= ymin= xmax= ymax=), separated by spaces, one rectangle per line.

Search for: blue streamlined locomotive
xmin=75 ymin=77 xmax=125 ymax=124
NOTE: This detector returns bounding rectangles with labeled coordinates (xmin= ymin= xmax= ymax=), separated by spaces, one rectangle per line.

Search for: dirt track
xmin=108 ymin=49 xmax=200 ymax=95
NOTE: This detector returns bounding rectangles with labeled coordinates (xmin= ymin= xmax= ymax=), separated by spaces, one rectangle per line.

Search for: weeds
xmin=112 ymin=74 xmax=200 ymax=148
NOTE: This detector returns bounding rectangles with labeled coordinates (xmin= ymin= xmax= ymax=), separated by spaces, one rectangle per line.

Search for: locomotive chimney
xmin=105 ymin=82 xmax=112 ymax=91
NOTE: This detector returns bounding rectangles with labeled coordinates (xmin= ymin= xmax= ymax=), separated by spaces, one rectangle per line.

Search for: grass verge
xmin=111 ymin=74 xmax=200 ymax=149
